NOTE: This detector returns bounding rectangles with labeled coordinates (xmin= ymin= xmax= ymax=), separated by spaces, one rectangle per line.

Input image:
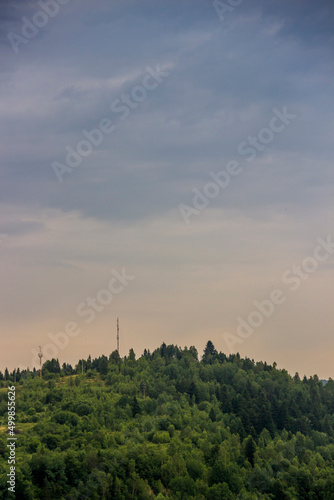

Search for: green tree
xmin=132 ymin=396 xmax=141 ymax=417
xmin=245 ymin=436 xmax=256 ymax=467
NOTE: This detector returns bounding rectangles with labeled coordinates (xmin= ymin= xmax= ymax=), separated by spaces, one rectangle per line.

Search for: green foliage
xmin=245 ymin=436 xmax=256 ymax=467
xmin=1 ymin=342 xmax=334 ymax=499
xmin=42 ymin=358 xmax=60 ymax=374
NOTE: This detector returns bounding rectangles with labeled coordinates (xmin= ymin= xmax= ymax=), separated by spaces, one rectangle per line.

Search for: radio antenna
xmin=38 ymin=346 xmax=43 ymax=379
xmin=117 ymin=317 xmax=120 ymax=354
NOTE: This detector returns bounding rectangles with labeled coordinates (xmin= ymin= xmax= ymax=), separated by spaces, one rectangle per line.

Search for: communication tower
xmin=117 ymin=317 xmax=119 ymax=353
xmin=38 ymin=346 xmax=43 ymax=379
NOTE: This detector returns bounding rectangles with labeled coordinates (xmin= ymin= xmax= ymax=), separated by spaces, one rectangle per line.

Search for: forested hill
xmin=1 ymin=342 xmax=334 ymax=499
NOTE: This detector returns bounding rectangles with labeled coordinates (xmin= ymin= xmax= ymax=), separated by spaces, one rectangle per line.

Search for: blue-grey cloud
xmin=1 ymin=0 xmax=334 ymax=376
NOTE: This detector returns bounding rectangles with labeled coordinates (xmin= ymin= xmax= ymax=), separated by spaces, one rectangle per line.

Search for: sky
xmin=1 ymin=0 xmax=334 ymax=378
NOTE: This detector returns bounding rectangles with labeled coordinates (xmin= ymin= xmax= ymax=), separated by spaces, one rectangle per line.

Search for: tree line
xmin=0 ymin=341 xmax=334 ymax=499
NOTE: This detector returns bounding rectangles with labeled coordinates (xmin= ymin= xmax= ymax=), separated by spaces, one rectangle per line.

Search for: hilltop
xmin=1 ymin=342 xmax=334 ymax=499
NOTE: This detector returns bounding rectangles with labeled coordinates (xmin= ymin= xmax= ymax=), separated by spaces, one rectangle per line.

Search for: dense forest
xmin=1 ymin=342 xmax=334 ymax=499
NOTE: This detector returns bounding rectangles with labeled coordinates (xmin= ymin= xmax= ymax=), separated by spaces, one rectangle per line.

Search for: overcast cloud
xmin=1 ymin=0 xmax=334 ymax=378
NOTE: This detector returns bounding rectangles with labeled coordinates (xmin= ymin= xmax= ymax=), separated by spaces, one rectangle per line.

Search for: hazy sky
xmin=1 ymin=0 xmax=334 ymax=378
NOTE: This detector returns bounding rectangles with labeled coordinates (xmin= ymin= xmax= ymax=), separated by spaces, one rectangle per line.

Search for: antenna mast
xmin=38 ymin=346 xmax=43 ymax=379
xmin=117 ymin=317 xmax=119 ymax=353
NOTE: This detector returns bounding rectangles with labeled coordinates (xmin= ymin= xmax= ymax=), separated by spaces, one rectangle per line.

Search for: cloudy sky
xmin=1 ymin=0 xmax=333 ymax=378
